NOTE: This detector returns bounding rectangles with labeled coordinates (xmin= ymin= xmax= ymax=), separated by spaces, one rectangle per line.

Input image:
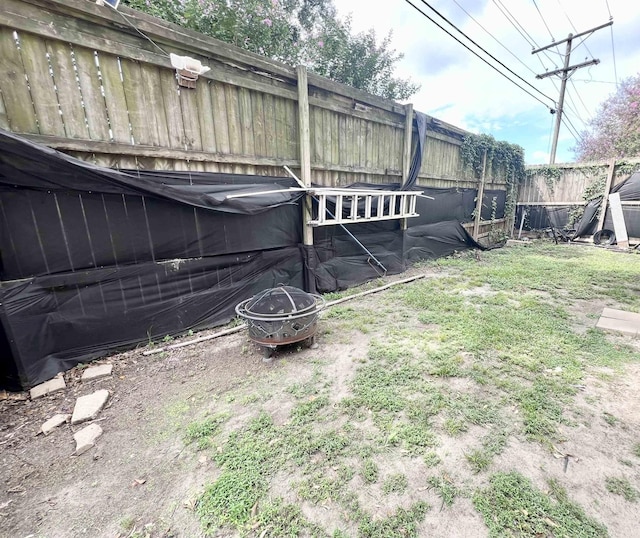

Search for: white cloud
xmin=333 ymin=0 xmax=640 ymax=163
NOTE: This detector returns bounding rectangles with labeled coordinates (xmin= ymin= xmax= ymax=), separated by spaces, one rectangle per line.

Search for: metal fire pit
xmin=235 ymin=286 xmax=325 ymax=360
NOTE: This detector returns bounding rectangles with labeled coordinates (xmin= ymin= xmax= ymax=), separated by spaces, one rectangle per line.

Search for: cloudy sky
xmin=333 ymin=0 xmax=640 ymax=164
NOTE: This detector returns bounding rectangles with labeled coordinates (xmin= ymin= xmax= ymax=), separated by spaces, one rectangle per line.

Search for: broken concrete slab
xmin=41 ymin=414 xmax=71 ymax=435
xmin=73 ymin=423 xmax=103 ymax=455
xmin=596 ymin=316 xmax=639 ymax=337
xmin=30 ymin=374 xmax=66 ymax=399
xmin=71 ymin=389 xmax=110 ymax=425
xmin=81 ymin=364 xmax=113 ymax=382
xmin=601 ymin=308 xmax=640 ymax=324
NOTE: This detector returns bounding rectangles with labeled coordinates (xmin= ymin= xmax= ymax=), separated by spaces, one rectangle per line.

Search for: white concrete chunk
xmin=601 ymin=308 xmax=640 ymax=324
xmin=30 ymin=374 xmax=66 ymax=399
xmin=81 ymin=364 xmax=113 ymax=381
xmin=71 ymin=389 xmax=110 ymax=425
xmin=41 ymin=413 xmax=70 ymax=435
xmin=73 ymin=424 xmax=103 ymax=455
xmin=596 ymin=316 xmax=639 ymax=337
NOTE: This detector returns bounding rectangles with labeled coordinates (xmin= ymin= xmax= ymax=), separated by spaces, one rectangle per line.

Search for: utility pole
xmin=533 ymin=21 xmax=613 ymax=164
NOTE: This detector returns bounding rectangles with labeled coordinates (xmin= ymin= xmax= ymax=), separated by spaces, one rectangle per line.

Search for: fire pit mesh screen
xmin=245 ymin=286 xmax=316 ymax=316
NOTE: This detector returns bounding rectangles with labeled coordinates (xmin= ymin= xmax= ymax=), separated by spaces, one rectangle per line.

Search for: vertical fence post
xmin=297 ymin=65 xmax=313 ymax=247
xmin=401 ymin=103 xmax=413 ymax=231
xmin=507 ymin=171 xmax=517 ymax=238
xmin=473 ymin=150 xmax=488 ymax=240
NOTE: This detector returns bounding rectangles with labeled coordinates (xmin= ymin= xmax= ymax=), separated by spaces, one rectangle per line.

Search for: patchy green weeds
xmin=473 ymin=472 xmax=607 ymax=537
xmin=605 ymin=477 xmax=639 ymax=502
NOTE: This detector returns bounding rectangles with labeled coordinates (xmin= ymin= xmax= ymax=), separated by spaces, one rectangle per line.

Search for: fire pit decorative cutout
xmin=235 ymin=286 xmax=325 ymax=360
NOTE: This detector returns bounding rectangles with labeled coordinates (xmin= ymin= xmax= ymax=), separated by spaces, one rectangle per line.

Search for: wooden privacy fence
xmin=0 ymin=0 xmax=510 ymax=235
xmin=519 ymin=158 xmax=640 ymax=239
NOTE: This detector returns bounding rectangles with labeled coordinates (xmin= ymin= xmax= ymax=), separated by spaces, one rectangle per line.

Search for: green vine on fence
xmin=525 ymin=166 xmax=562 ymax=194
xmin=616 ymin=161 xmax=640 ymax=177
xmin=461 ymin=133 xmax=525 ymax=226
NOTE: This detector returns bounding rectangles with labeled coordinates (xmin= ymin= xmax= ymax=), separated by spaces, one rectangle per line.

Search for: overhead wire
xmin=555 ymin=0 xmax=596 ymax=58
xmin=491 ymin=0 xmax=559 ymax=73
xmin=450 ymin=0 xmax=539 ymax=77
xmin=405 ymin=0 xmax=556 ymax=109
xmin=532 ymin=0 xmax=555 ymax=42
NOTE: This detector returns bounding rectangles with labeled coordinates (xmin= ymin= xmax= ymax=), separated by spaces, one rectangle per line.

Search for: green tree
xmin=122 ymin=0 xmax=419 ymax=100
xmin=574 ymin=74 xmax=640 ymax=161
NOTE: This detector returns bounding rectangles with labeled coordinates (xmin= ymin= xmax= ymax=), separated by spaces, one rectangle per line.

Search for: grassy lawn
xmin=182 ymin=243 xmax=640 ymax=537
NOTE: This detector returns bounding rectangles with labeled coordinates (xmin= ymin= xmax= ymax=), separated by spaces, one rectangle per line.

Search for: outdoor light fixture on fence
xmin=170 ymin=53 xmax=211 ymax=89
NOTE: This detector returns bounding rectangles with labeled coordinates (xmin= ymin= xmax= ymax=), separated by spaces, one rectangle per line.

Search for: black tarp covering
xmin=573 ymin=199 xmax=601 ymax=238
xmin=402 ymin=111 xmax=428 ymax=190
xmin=0 ymin=130 xmax=486 ymax=389
xmin=2 ymin=249 xmax=304 ymax=389
xmin=515 ymin=205 xmax=574 ymax=232
xmin=0 ymin=129 xmax=304 ymax=214
xmin=404 ymin=221 xmax=484 ymax=262
xmin=573 ymin=172 xmax=640 ymax=239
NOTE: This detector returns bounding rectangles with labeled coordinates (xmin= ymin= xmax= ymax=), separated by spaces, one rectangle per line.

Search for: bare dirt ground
xmin=1 ymin=255 xmax=640 ymax=538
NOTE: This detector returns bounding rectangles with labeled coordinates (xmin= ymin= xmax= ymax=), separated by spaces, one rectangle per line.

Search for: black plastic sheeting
xmin=0 ymin=130 xmax=486 ymax=390
xmin=2 ymin=249 xmax=304 ymax=390
xmin=573 ymin=172 xmax=640 ymax=239
xmin=0 ymin=129 xmax=305 ymax=214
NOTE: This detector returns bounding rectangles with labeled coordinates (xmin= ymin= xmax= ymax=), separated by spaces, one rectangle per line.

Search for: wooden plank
xmin=237 ymin=87 xmax=254 ymax=155
xmin=310 ymin=106 xmax=322 ymax=164
xmin=120 ymin=58 xmax=153 ymax=145
xmin=179 ymin=85 xmax=202 ymax=151
xmin=331 ymin=111 xmax=340 ymax=166
xmin=46 ymin=40 xmax=89 ymax=139
xmin=297 ymin=66 xmax=311 ymax=186
xmin=195 ymin=79 xmax=216 ymax=152
xmin=140 ymin=63 xmax=169 ymax=146
xmin=365 ymin=120 xmax=374 ymax=170
xmin=608 ymin=192 xmax=629 ymax=248
xmin=2 ymin=0 xmax=295 ymax=78
xmin=23 ymin=133 xmax=299 ymax=166
xmin=285 ymin=100 xmax=298 ymax=160
xmin=0 ymin=90 xmax=9 ymax=130
xmin=473 ymin=150 xmax=488 ymax=239
xmin=0 ymin=27 xmax=38 ymax=132
xmin=308 ymin=94 xmax=403 ymax=128
xmin=252 ymin=90 xmax=266 ymax=157
xmin=296 ymin=65 xmax=313 ymax=248
xmin=225 ymin=85 xmax=243 ymax=155
xmin=322 ymin=108 xmax=333 ymax=165
xmin=158 ymin=68 xmax=184 ymax=148
xmin=262 ymin=92 xmax=276 ymax=159
xmin=272 ymin=94 xmax=284 ymax=160
xmin=211 ymin=80 xmax=230 ymax=154
xmin=2 ymin=0 xmax=300 ymax=102
xmin=98 ymin=54 xmax=131 ymax=143
xmin=596 ymin=158 xmax=617 ymax=232
xmin=18 ymin=32 xmax=65 ymax=136
xmin=338 ymin=113 xmax=347 ymax=169
xmin=73 ymin=46 xmax=110 ymax=140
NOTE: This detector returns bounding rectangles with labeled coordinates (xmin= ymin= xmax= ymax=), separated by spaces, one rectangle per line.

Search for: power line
xmin=561 ymin=114 xmax=583 ymax=144
xmin=492 ymin=0 xmax=537 ymax=48
xmin=555 ymin=0 xmax=596 ymax=60
xmin=568 ymin=80 xmax=592 ymax=119
xmin=610 ymin=23 xmax=619 ymax=87
xmin=491 ymin=0 xmax=560 ymax=73
xmin=533 ymin=0 xmax=555 ymax=42
xmin=450 ymin=0 xmax=539 ymax=77
xmin=408 ymin=0 xmax=556 ymax=106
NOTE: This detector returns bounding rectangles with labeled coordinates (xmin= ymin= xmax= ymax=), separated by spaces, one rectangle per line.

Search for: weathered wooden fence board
xmin=0 ymin=0 xmax=511 ymax=212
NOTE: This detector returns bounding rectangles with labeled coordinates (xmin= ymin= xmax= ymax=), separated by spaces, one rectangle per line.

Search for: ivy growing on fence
xmin=460 ymin=133 xmax=526 ymax=225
